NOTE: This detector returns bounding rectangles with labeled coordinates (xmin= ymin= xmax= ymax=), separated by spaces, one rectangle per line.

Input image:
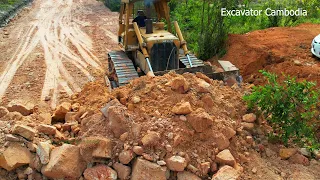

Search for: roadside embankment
xmin=0 ymin=0 xmax=33 ymax=27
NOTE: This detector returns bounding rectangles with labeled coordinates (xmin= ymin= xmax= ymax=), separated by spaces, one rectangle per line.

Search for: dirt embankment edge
xmin=0 ymin=0 xmax=33 ymax=27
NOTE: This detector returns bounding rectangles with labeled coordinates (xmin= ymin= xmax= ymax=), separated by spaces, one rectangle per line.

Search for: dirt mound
xmin=79 ymin=72 xmax=252 ymax=177
xmin=219 ymin=23 xmax=320 ymax=85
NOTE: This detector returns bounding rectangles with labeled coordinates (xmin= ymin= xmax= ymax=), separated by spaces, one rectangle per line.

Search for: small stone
xmin=36 ymin=124 xmax=56 ymax=135
xmin=252 ymin=167 xmax=257 ymax=174
xmin=12 ymin=124 xmax=36 ymax=140
xmin=221 ymin=126 xmax=236 ymax=140
xmin=167 ymin=132 xmax=174 ymax=139
xmin=177 ymin=171 xmax=201 ymax=180
xmin=165 ymin=144 xmax=173 ymax=152
xmin=279 ymin=148 xmax=297 ymax=160
xmin=38 ymin=113 xmax=52 ymax=124
xmin=299 ymin=148 xmax=311 ymax=157
xmin=187 ymin=164 xmax=199 ymax=174
xmin=199 ymin=162 xmax=210 ymax=175
xmin=242 ymin=113 xmax=256 ymax=123
xmin=179 ymin=115 xmax=187 ymax=121
xmin=5 ymin=134 xmax=21 ymax=142
xmin=44 ymin=96 xmax=51 ymax=101
xmin=29 ymin=155 xmax=42 ymax=172
xmin=216 ymin=149 xmax=236 ymax=167
xmin=157 ymin=160 xmax=166 ymax=166
xmin=132 ymin=96 xmax=141 ymax=104
xmin=133 ymin=146 xmax=144 ymax=155
xmin=241 ymin=122 xmax=254 ymax=131
xmin=61 ymin=123 xmax=72 ymax=132
xmin=141 ymin=131 xmax=160 ymax=147
xmin=289 ymin=153 xmax=310 ymax=166
xmin=173 ymin=135 xmax=183 ymax=147
xmin=37 ymin=141 xmax=51 ymax=165
xmin=113 ymin=162 xmax=131 ymax=180
xmin=131 ymin=158 xmax=167 ymax=180
xmin=166 ymin=155 xmax=187 ymax=172
xmin=210 ymin=162 xmax=218 ymax=172
xmin=313 ymin=150 xmax=320 ymax=159
xmin=120 ymin=132 xmax=129 ymax=141
xmin=211 ymin=165 xmax=239 ymax=180
xmin=24 ymin=167 xmax=33 ymax=175
xmin=119 ymin=150 xmax=135 ymax=164
xmin=142 ymin=153 xmax=154 ymax=161
xmin=65 ymin=112 xmax=77 ymax=123
xmin=187 ymin=109 xmax=213 ymax=133
xmin=0 ymin=106 xmax=9 ymax=118
xmin=71 ymin=103 xmax=80 ymax=112
xmin=26 ymin=142 xmax=37 ymax=152
xmin=246 ymin=136 xmax=254 ymax=144
xmin=172 ymin=102 xmax=192 ymax=115
xmin=169 ymin=76 xmax=190 ymax=94
xmin=83 ymin=164 xmax=117 ymax=180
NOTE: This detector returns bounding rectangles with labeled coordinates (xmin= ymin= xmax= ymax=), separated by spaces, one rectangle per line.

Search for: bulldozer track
xmin=179 ymin=54 xmax=205 ymax=68
xmin=108 ymin=51 xmax=139 ymax=87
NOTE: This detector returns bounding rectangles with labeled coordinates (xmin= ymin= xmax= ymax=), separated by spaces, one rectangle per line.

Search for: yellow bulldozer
xmin=106 ymin=0 xmax=240 ymax=88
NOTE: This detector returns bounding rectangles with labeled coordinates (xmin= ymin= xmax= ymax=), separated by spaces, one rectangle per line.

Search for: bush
xmin=244 ymin=71 xmax=320 ymax=149
xmin=104 ymin=0 xmax=120 ymax=12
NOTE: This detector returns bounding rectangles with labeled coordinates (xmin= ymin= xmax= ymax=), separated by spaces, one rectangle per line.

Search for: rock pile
xmin=0 ymin=72 xmax=318 ymax=179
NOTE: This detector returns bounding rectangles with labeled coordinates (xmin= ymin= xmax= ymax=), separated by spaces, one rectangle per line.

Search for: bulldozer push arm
xmin=174 ymin=21 xmax=193 ymax=68
xmin=133 ymin=22 xmax=155 ymax=77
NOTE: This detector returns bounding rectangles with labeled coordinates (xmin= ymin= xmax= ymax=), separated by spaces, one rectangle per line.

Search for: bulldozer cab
xmin=118 ymin=0 xmax=174 ymax=52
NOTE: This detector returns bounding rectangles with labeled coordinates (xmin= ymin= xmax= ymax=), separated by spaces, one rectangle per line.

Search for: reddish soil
xmin=221 ymin=23 xmax=320 ymax=85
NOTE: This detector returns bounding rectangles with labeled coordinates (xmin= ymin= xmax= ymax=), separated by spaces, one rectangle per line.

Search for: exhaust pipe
xmin=145 ymin=0 xmax=153 ymax=34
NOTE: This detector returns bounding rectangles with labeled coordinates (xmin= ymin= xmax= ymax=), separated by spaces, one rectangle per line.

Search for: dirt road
xmin=0 ymin=0 xmax=118 ymax=108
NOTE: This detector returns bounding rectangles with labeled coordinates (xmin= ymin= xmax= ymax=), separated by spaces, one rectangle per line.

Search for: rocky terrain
xmin=0 ymin=72 xmax=319 ymax=180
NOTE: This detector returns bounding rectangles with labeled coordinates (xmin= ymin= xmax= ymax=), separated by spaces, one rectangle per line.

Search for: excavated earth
xmin=220 ymin=23 xmax=320 ymax=85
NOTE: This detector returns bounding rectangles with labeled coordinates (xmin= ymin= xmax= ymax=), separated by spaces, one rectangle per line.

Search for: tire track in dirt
xmin=0 ymin=0 xmax=115 ymax=108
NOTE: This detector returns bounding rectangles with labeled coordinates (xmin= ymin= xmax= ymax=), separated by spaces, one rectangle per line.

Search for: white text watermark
xmin=221 ymin=8 xmax=308 ymax=17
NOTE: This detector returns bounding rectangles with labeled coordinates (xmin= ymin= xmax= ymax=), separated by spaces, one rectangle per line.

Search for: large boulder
xmin=113 ymin=162 xmax=131 ymax=180
xmin=187 ymin=109 xmax=213 ymax=133
xmin=131 ymin=158 xmax=167 ymax=180
xmin=216 ymin=149 xmax=236 ymax=167
xmin=211 ymin=165 xmax=239 ymax=180
xmin=83 ymin=164 xmax=117 ymax=180
xmin=79 ymin=136 xmax=113 ymax=162
xmin=36 ymin=141 xmax=51 ymax=165
xmin=0 ymin=143 xmax=33 ymax=171
xmin=41 ymin=144 xmax=86 ymax=179
xmin=12 ymin=124 xmax=36 ymax=140
xmin=36 ymin=124 xmax=56 ymax=135
xmin=7 ymin=100 xmax=34 ymax=116
xmin=52 ymin=102 xmax=72 ymax=121
xmin=105 ymin=102 xmax=131 ymax=138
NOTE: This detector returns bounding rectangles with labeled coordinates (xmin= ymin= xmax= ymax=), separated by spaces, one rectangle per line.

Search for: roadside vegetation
xmin=0 ymin=0 xmax=24 ymax=11
xmin=244 ymin=71 xmax=320 ymax=150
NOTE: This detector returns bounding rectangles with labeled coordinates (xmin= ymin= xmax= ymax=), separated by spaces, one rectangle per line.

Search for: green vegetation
xmin=244 ymin=71 xmax=320 ymax=150
xmin=0 ymin=0 xmax=24 ymax=11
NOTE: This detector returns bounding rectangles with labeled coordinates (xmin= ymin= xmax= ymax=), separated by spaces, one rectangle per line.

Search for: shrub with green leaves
xmin=244 ymin=71 xmax=320 ymax=149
